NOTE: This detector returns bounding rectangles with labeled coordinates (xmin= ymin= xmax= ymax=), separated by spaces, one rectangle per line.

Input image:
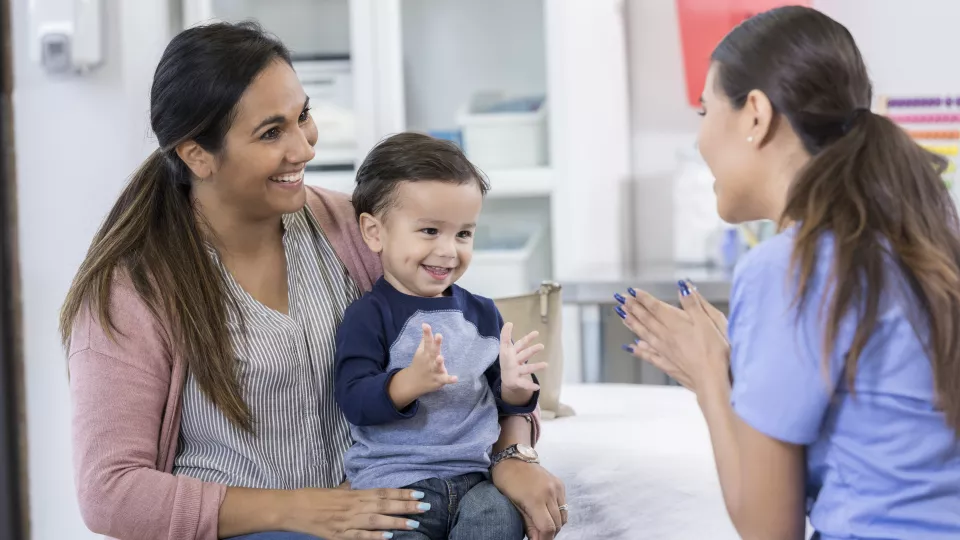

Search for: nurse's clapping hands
xmin=616 ymin=280 xmax=730 ymax=394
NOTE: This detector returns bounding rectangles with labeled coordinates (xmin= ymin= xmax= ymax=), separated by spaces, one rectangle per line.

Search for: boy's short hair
xmin=351 ymin=132 xmax=490 ymax=220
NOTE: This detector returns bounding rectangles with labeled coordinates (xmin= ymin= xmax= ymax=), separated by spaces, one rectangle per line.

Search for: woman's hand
xmin=618 ymin=282 xmax=730 ymax=394
xmin=283 ymin=487 xmax=428 ymax=540
xmin=491 ymin=459 xmax=567 ymax=540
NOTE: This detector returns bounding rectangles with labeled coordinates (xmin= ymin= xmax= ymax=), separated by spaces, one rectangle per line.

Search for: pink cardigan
xmin=69 ymin=186 xmax=540 ymax=540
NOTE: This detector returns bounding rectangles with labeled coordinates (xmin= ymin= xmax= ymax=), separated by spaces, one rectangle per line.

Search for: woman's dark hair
xmin=352 ymin=132 xmax=490 ymax=219
xmin=713 ymin=5 xmax=960 ymax=433
xmin=60 ymin=21 xmax=292 ymax=431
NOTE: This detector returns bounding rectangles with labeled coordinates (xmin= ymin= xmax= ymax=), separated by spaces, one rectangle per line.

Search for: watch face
xmin=516 ymin=444 xmax=538 ymax=460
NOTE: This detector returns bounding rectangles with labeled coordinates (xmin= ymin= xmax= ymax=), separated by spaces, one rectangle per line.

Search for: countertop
xmin=561 ymin=265 xmax=733 ymax=305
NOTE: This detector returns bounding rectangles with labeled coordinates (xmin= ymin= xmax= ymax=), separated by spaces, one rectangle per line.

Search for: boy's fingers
xmin=513 ymin=330 xmax=539 ymax=351
xmin=500 ymin=322 xmax=514 ymax=345
xmin=421 ymin=323 xmax=433 ymax=343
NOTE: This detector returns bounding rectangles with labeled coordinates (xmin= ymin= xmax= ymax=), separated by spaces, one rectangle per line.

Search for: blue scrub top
xmin=728 ymin=227 xmax=960 ymax=539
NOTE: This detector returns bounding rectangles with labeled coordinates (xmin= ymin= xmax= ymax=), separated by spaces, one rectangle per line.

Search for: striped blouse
xmin=173 ymin=208 xmax=359 ymax=489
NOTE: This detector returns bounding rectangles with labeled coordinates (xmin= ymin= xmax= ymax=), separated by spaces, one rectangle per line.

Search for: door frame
xmin=0 ymin=0 xmax=27 ymax=536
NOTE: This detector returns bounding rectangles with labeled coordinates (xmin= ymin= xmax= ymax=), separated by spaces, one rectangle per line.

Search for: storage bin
xmin=458 ymin=222 xmax=551 ymax=299
xmin=457 ymin=92 xmax=548 ymax=170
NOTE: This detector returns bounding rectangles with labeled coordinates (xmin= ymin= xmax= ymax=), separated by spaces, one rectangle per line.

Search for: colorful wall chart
xmin=878 ymin=95 xmax=960 ymax=188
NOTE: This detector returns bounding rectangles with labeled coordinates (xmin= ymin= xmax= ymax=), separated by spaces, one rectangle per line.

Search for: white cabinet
xmin=180 ymin=0 xmax=632 ymax=293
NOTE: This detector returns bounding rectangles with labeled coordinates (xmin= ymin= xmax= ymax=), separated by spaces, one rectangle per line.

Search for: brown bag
xmin=493 ymin=282 xmax=575 ymax=420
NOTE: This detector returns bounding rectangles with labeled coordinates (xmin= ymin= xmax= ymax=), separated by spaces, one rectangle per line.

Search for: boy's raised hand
xmin=411 ymin=323 xmax=458 ymax=391
xmin=499 ymin=322 xmax=548 ymax=406
xmin=388 ymin=323 xmax=458 ymax=410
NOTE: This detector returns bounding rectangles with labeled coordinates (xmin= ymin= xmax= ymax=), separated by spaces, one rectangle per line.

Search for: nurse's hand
xmin=619 ymin=282 xmax=728 ymax=336
xmin=617 ymin=281 xmax=730 ymax=394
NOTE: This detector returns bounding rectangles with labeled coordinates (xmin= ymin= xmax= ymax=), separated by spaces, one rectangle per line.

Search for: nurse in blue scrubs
xmin=619 ymin=6 xmax=960 ymax=540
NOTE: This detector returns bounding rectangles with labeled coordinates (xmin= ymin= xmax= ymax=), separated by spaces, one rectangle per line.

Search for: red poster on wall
xmin=676 ymin=0 xmax=811 ymax=107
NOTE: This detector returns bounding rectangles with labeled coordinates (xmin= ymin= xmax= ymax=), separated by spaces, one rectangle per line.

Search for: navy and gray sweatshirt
xmin=334 ymin=277 xmax=538 ymax=490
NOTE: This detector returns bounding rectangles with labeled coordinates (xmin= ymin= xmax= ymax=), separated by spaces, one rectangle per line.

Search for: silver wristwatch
xmin=491 ymin=443 xmax=540 ymax=467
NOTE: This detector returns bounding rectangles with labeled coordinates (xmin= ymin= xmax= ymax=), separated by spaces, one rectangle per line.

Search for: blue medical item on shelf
xmin=427 ymin=129 xmax=463 ymax=148
xmin=473 ymin=95 xmax=546 ymax=114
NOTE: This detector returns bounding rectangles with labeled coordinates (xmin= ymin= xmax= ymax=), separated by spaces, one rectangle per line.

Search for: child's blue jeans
xmin=395 ymin=472 xmax=524 ymax=540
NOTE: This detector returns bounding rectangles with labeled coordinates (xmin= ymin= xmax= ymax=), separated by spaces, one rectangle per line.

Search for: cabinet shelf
xmin=484 ymin=167 xmax=553 ymax=198
xmin=304 ymin=167 xmax=553 ymax=199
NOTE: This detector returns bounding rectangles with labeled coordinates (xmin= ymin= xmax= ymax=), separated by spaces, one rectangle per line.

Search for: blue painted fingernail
xmin=613 ymin=293 xmax=626 ymax=304
xmin=678 ymin=280 xmax=691 ymax=297
xmin=412 ymin=491 xmax=425 ymax=499
xmin=407 ymin=520 xmax=421 ymax=529
xmin=621 ymin=344 xmax=633 ymax=352
xmin=627 ymin=287 xmax=637 ymax=297
xmin=615 ymin=305 xmax=627 ymax=319
xmin=418 ymin=502 xmax=431 ymax=511
xmin=383 ymin=534 xmax=394 ymax=539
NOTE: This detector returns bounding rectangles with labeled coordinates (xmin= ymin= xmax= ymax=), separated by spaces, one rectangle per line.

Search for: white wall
xmin=815 ymin=0 xmax=960 ymax=96
xmin=626 ymin=0 xmax=700 ymax=266
xmin=12 ymin=0 xmax=170 ymax=537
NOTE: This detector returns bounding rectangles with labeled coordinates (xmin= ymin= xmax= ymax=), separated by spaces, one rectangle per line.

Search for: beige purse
xmin=493 ymin=282 xmax=575 ymax=420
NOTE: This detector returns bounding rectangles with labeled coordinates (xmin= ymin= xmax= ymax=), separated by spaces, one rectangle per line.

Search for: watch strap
xmin=491 ymin=444 xmax=539 ymax=467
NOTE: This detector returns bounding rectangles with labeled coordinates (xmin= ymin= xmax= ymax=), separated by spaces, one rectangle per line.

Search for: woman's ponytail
xmin=61 ymin=146 xmax=252 ymax=430
xmin=60 ymin=148 xmax=170 ymax=342
xmin=783 ymin=109 xmax=960 ymax=432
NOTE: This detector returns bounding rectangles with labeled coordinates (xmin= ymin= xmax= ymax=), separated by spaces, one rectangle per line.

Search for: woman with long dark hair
xmin=620 ymin=6 xmax=960 ymax=539
xmin=62 ymin=22 xmax=564 ymax=540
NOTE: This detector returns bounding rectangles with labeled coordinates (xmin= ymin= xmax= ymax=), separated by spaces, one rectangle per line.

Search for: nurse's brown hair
xmin=714 ymin=6 xmax=960 ymax=432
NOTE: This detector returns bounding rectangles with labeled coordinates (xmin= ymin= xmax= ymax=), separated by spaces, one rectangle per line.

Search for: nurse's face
xmin=696 ymin=64 xmax=768 ymax=223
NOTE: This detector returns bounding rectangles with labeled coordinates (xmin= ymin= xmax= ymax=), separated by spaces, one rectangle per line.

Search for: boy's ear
xmin=358 ymin=212 xmax=384 ymax=254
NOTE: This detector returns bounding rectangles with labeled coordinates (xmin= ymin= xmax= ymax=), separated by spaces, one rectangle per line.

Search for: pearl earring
xmin=746 ymin=136 xmax=754 ymax=143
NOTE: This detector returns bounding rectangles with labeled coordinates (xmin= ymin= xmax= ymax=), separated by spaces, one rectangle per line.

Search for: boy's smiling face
xmin=360 ymin=180 xmax=483 ymax=298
